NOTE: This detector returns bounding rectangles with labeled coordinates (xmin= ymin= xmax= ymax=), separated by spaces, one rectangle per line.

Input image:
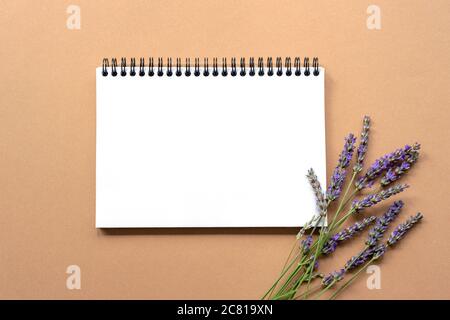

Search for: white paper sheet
xmin=96 ymin=67 xmax=326 ymax=227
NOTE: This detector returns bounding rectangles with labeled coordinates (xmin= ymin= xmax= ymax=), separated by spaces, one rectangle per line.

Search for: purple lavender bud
xmin=326 ymin=134 xmax=356 ymax=201
xmin=372 ymin=244 xmax=387 ymax=260
xmin=321 ymin=269 xmax=346 ymax=288
xmin=351 ymin=184 xmax=409 ymax=213
xmin=314 ymin=260 xmax=319 ymax=270
xmin=322 ymin=238 xmax=338 ymax=255
xmin=353 ymin=116 xmax=370 ymax=173
xmin=322 ymin=216 xmax=376 ymax=254
xmin=387 ymin=213 xmax=423 ymax=246
xmin=366 ymin=201 xmax=404 ymax=247
xmin=355 ymin=143 xmax=420 ymax=190
xmin=382 ymin=168 xmax=400 ymax=186
xmin=301 ymin=235 xmax=313 ymax=252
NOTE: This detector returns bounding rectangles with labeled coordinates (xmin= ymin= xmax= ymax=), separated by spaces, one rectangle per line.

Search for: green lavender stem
xmin=270 ymin=173 xmax=363 ymax=300
xmin=273 ymin=257 xmax=309 ymax=297
xmin=301 ymin=183 xmax=358 ymax=297
xmin=294 ymin=284 xmax=322 ymax=300
xmin=261 ymin=250 xmax=305 ymax=299
xmin=273 ymin=198 xmax=360 ymax=299
xmin=313 ymin=282 xmax=336 ymax=300
xmin=265 ymin=239 xmax=299 ymax=299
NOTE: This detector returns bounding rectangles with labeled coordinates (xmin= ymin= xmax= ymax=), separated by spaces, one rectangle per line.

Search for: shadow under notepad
xmin=99 ymin=227 xmax=300 ymax=236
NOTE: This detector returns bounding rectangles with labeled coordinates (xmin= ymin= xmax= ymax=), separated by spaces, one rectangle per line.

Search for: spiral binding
xmin=102 ymin=57 xmax=320 ymax=77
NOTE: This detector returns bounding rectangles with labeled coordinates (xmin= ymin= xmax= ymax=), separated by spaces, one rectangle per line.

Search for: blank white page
xmin=96 ymin=66 xmax=326 ymax=228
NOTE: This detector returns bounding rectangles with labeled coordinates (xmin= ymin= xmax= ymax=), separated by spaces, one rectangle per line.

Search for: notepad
xmin=96 ymin=57 xmax=326 ymax=228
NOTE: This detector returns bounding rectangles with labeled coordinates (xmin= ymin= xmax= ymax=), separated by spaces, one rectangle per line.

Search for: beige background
xmin=1 ymin=0 xmax=449 ymax=299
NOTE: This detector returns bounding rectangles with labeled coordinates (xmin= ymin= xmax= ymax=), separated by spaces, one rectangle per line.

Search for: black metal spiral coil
xmin=102 ymin=57 xmax=320 ymax=77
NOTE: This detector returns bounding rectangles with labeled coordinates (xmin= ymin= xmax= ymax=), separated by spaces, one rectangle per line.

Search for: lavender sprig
xmin=322 ymin=216 xmax=376 ymax=254
xmin=387 ymin=213 xmax=423 ymax=246
xmin=356 ymin=143 xmax=420 ymax=190
xmin=306 ymin=168 xmax=327 ymax=217
xmin=296 ymin=169 xmax=328 ymax=239
xmin=351 ymin=184 xmax=409 ymax=213
xmin=326 ymin=134 xmax=356 ymax=201
xmin=353 ymin=116 xmax=370 ymax=173
xmin=366 ymin=200 xmax=404 ymax=247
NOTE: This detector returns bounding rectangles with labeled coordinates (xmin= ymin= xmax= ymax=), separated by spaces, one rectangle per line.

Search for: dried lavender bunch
xmin=351 ymin=184 xmax=409 ymax=213
xmin=355 ymin=143 xmax=420 ymax=190
xmin=322 ymin=216 xmax=376 ymax=254
xmin=387 ymin=213 xmax=423 ymax=246
xmin=353 ymin=116 xmax=370 ymax=173
xmin=264 ymin=116 xmax=423 ymax=301
xmin=366 ymin=200 xmax=404 ymax=247
xmin=326 ymin=134 xmax=356 ymax=201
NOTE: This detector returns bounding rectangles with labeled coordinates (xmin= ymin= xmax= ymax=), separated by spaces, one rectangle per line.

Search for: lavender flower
xmin=322 ymin=216 xmax=376 ymax=254
xmin=327 ymin=134 xmax=356 ymax=201
xmin=344 ymin=247 xmax=375 ymax=270
xmin=326 ymin=168 xmax=346 ymax=201
xmin=344 ymin=243 xmax=385 ymax=271
xmin=355 ymin=143 xmax=420 ymax=190
xmin=366 ymin=201 xmax=404 ymax=247
xmin=301 ymin=235 xmax=313 ymax=252
xmin=321 ymin=269 xmax=345 ymax=288
xmin=353 ymin=116 xmax=370 ymax=173
xmin=380 ymin=148 xmax=420 ymax=186
xmin=306 ymin=168 xmax=327 ymax=216
xmin=387 ymin=213 xmax=423 ymax=246
xmin=351 ymin=184 xmax=409 ymax=213
xmin=338 ymin=134 xmax=357 ymax=168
